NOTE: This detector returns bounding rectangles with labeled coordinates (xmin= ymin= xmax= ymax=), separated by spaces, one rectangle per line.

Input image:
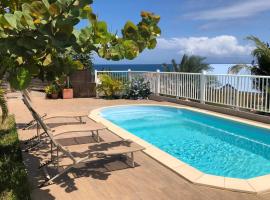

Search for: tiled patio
xmin=7 ymin=91 xmax=270 ymax=200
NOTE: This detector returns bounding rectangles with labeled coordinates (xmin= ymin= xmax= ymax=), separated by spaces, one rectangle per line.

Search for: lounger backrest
xmin=21 ymin=91 xmax=76 ymax=162
xmin=21 ymin=92 xmax=51 ymax=132
xmin=33 ymin=111 xmax=76 ymax=161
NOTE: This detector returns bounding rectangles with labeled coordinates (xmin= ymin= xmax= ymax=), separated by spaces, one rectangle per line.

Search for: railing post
xmin=156 ymin=69 xmax=160 ymax=95
xmin=128 ymin=69 xmax=131 ymax=82
xmin=236 ymin=76 xmax=240 ymax=110
xmin=94 ymin=70 xmax=98 ymax=98
xmin=94 ymin=70 xmax=98 ymax=83
xmin=200 ymin=71 xmax=206 ymax=104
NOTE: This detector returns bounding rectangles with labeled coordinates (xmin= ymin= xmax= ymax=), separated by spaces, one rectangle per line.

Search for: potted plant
xmin=62 ymin=76 xmax=73 ymax=99
xmin=44 ymin=84 xmax=60 ymax=99
xmin=96 ymin=74 xmax=123 ymax=99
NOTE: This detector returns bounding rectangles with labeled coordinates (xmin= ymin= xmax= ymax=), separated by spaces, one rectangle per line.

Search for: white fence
xmin=95 ymin=70 xmax=270 ymax=113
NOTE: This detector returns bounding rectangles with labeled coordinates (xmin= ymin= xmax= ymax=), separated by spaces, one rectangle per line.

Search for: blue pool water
xmin=100 ymin=105 xmax=270 ymax=179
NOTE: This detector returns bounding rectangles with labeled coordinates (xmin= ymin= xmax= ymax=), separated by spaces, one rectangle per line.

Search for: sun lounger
xmin=22 ymin=89 xmax=86 ymax=130
xmin=30 ymin=104 xmax=144 ymax=188
xmin=21 ymin=91 xmax=107 ymax=151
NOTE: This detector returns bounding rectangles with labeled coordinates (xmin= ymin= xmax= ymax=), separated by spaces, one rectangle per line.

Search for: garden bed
xmin=0 ymin=116 xmax=30 ymax=200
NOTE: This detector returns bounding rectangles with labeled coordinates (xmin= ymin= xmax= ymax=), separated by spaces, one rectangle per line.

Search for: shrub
xmin=0 ymin=116 xmax=30 ymax=200
xmin=125 ymin=77 xmax=151 ymax=99
xmin=44 ymin=83 xmax=60 ymax=95
xmin=96 ymin=74 xmax=123 ymax=98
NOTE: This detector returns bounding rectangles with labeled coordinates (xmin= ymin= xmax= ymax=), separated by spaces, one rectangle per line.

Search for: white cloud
xmin=190 ymin=0 xmax=270 ymax=20
xmin=157 ymin=35 xmax=254 ymax=58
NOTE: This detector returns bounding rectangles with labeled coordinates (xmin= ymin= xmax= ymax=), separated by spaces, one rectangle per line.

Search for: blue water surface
xmin=101 ymin=105 xmax=270 ymax=179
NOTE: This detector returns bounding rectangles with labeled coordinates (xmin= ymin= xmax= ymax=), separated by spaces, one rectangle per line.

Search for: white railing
xmin=95 ymin=70 xmax=270 ymax=113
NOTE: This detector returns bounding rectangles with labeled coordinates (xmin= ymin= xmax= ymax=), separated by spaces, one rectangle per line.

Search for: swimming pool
xmin=100 ymin=105 xmax=270 ymax=179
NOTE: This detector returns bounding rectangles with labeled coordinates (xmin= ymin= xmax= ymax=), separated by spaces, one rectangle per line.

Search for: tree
xmin=228 ymin=36 xmax=270 ymax=111
xmin=228 ymin=36 xmax=270 ymax=76
xmin=0 ymin=0 xmax=161 ymax=90
xmin=0 ymin=0 xmax=160 ymax=121
xmin=162 ymin=54 xmax=212 ymax=73
xmin=0 ymin=85 xmax=8 ymax=122
xmin=0 ymin=54 xmax=16 ymax=122
xmin=73 ymin=53 xmax=93 ymax=71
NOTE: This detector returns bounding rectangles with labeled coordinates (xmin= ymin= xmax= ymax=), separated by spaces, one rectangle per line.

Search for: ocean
xmin=94 ymin=64 xmax=245 ymax=74
xmin=94 ymin=64 xmax=164 ymax=72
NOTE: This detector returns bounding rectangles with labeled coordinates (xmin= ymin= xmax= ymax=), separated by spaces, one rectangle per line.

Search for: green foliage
xmin=44 ymin=82 xmax=60 ymax=95
xmin=124 ymin=77 xmax=151 ymax=99
xmin=228 ymin=36 xmax=270 ymax=101
xmin=229 ymin=36 xmax=270 ymax=76
xmin=73 ymin=53 xmax=93 ymax=71
xmin=163 ymin=54 xmax=212 ymax=73
xmin=0 ymin=116 xmax=30 ymax=200
xmin=96 ymin=74 xmax=123 ymax=98
xmin=0 ymin=0 xmax=161 ymax=90
xmin=8 ymin=67 xmax=31 ymax=90
xmin=0 ymin=87 xmax=8 ymax=122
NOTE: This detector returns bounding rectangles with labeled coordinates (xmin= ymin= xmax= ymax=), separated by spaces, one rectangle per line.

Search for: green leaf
xmin=14 ymin=11 xmax=24 ymax=30
xmin=43 ymin=54 xmax=52 ymax=66
xmin=4 ymin=14 xmax=17 ymax=29
xmin=21 ymin=13 xmax=36 ymax=29
xmin=87 ymin=13 xmax=97 ymax=22
xmin=0 ymin=15 xmax=8 ymax=28
xmin=42 ymin=0 xmax=50 ymax=9
xmin=78 ymin=27 xmax=92 ymax=43
xmin=78 ymin=0 xmax=94 ymax=7
xmin=96 ymin=21 xmax=107 ymax=34
xmin=49 ymin=3 xmax=61 ymax=16
xmin=148 ymin=39 xmax=157 ymax=49
xmin=152 ymin=26 xmax=161 ymax=36
xmin=122 ymin=21 xmax=138 ymax=39
xmin=123 ymin=40 xmax=139 ymax=60
xmin=80 ymin=5 xmax=92 ymax=19
xmin=9 ymin=68 xmax=31 ymax=90
xmin=22 ymin=3 xmax=32 ymax=14
xmin=30 ymin=1 xmax=48 ymax=18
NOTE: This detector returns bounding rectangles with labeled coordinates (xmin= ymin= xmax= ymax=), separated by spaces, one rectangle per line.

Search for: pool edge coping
xmin=88 ymin=103 xmax=270 ymax=194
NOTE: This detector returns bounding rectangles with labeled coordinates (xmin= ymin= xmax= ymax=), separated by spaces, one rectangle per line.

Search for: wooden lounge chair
xmin=31 ymin=106 xmax=144 ymax=188
xmin=22 ymin=89 xmax=86 ymax=130
xmin=21 ymin=92 xmax=106 ymax=151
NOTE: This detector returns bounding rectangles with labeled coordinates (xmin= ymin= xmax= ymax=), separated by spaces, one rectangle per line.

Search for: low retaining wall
xmin=150 ymin=95 xmax=270 ymax=124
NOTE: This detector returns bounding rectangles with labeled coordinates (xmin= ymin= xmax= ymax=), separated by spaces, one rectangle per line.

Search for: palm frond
xmin=162 ymin=63 xmax=170 ymax=72
xmin=247 ymin=36 xmax=270 ymax=58
xmin=228 ymin=64 xmax=252 ymax=74
xmin=171 ymin=59 xmax=178 ymax=72
xmin=181 ymin=55 xmax=211 ymax=73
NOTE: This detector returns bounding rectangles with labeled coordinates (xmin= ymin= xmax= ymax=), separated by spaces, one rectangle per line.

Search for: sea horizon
xmin=94 ymin=63 xmax=250 ymax=74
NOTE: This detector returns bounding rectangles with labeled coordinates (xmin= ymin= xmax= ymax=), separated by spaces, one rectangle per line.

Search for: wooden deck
xmin=7 ymin=91 xmax=270 ymax=200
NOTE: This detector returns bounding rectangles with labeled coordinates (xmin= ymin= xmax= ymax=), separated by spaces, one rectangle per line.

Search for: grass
xmin=0 ymin=116 xmax=30 ymax=200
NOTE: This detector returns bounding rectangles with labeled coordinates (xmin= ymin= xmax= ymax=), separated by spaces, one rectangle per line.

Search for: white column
xmin=128 ymin=69 xmax=131 ymax=82
xmin=200 ymin=71 xmax=206 ymax=104
xmin=94 ymin=70 xmax=98 ymax=83
xmin=94 ymin=70 xmax=99 ymax=98
xmin=236 ymin=76 xmax=240 ymax=110
xmin=156 ymin=69 xmax=160 ymax=95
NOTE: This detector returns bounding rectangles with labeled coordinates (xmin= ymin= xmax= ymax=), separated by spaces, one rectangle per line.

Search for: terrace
xmin=6 ymin=88 xmax=270 ymax=200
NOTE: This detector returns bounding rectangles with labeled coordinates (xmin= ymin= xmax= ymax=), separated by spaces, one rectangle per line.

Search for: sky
xmin=77 ymin=0 xmax=270 ymax=66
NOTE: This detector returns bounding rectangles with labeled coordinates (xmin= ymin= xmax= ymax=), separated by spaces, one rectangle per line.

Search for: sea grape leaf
xmin=9 ymin=68 xmax=31 ymax=90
